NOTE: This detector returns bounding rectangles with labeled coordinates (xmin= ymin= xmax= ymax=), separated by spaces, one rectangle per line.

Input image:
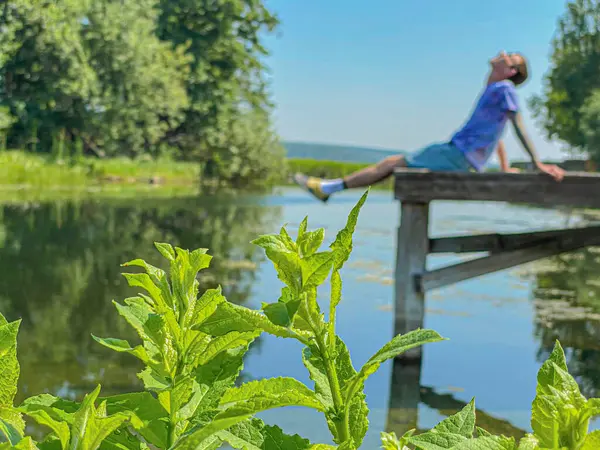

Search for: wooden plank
xmin=421 ymin=231 xmax=600 ymax=292
xmin=394 ymin=169 xmax=600 ymax=209
xmin=430 ymin=226 xmax=600 ymax=254
xmin=394 ymin=202 xmax=429 ymax=360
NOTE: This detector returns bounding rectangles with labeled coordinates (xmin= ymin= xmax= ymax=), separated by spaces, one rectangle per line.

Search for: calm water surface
xmin=4 ymin=187 xmax=600 ymax=447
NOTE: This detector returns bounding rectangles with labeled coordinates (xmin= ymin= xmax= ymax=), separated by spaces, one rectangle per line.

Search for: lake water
xmin=5 ymin=187 xmax=600 ymax=447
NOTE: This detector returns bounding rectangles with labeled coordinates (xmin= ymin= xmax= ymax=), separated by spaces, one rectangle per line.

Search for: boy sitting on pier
xmin=294 ymin=51 xmax=565 ymax=202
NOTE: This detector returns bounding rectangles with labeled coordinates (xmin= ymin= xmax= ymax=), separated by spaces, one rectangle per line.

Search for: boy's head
xmin=490 ymin=51 xmax=528 ymax=86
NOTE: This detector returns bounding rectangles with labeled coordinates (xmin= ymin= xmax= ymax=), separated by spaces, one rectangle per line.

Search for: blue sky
xmin=263 ymin=0 xmax=572 ymax=163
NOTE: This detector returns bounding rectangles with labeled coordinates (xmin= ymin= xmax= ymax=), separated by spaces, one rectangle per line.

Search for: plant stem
xmin=315 ymin=331 xmax=349 ymax=443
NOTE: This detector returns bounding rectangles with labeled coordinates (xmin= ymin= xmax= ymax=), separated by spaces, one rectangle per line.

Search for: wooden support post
xmin=394 ymin=202 xmax=429 ymax=361
xmin=385 ymin=358 xmax=422 ymax=437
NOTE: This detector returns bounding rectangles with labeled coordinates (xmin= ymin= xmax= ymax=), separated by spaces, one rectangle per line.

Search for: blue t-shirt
xmin=450 ymin=80 xmax=519 ymax=171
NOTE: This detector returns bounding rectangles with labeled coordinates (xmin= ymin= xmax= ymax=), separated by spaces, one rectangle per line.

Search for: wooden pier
xmin=393 ymin=169 xmax=600 ymax=360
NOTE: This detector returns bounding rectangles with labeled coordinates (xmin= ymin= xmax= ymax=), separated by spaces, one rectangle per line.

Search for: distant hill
xmin=283 ymin=141 xmax=407 ymax=163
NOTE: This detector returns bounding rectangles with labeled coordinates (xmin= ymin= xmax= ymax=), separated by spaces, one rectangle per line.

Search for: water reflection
xmin=4 ymin=190 xmax=600 ymax=443
xmin=0 ymin=195 xmax=281 ymax=404
xmin=386 ymin=243 xmax=600 ymax=439
xmin=531 ymin=247 xmax=600 ymax=399
xmin=385 ymin=358 xmax=527 ymax=439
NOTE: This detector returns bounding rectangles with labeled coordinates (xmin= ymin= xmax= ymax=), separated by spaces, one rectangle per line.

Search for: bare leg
xmin=293 ymin=154 xmax=407 ymax=202
xmin=344 ymin=154 xmax=406 ymax=188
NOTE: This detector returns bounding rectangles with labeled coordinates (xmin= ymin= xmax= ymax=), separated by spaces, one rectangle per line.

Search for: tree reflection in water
xmin=0 ymin=195 xmax=280 ymax=403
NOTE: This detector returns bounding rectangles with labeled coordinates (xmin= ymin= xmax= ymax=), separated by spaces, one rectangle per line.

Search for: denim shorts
xmin=404 ymin=142 xmax=473 ymax=172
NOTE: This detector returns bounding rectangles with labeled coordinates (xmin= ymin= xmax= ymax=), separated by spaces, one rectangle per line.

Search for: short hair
xmin=509 ymin=53 xmax=529 ymax=86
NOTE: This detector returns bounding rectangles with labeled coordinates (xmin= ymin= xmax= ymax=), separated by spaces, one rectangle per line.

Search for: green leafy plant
xmin=1 ymin=191 xmax=600 ymax=450
xmin=0 ymin=313 xmax=132 ymax=450
xmin=176 ymin=190 xmax=445 ymax=449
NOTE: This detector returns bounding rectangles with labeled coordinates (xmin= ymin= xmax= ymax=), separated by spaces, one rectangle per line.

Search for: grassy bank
xmin=0 ymin=151 xmax=200 ymax=187
xmin=0 ymin=151 xmax=391 ymax=191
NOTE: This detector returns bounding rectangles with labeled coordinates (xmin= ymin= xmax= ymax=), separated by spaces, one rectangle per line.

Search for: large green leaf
xmin=432 ymin=399 xmax=476 ymax=438
xmin=113 ymin=298 xmax=171 ymax=348
xmin=196 ymin=331 xmax=259 ymax=366
xmin=155 ymin=243 xmax=176 ymax=262
xmin=102 ymin=393 xmax=168 ymax=449
xmin=327 ymin=270 xmax=342 ymax=350
xmin=297 ymin=228 xmax=325 ymax=259
xmin=380 ymin=430 xmax=415 ymax=450
xmin=300 ymin=252 xmax=333 ymax=290
xmin=172 ymin=378 xmax=206 ymax=424
xmin=186 ymin=287 xmax=226 ymax=329
xmin=582 ymin=430 xmax=600 ymax=450
xmin=330 ymin=270 xmax=342 ymax=311
xmin=262 ymin=288 xmax=301 ymax=328
xmin=217 ymin=418 xmax=312 ymax=450
xmin=295 ymin=289 xmax=325 ymax=335
xmin=171 ymin=417 xmax=240 ymax=450
xmin=198 ymin=302 xmax=306 ymax=341
xmin=531 ymin=341 xmax=587 ymax=448
xmin=19 ymin=394 xmax=79 ymax=419
xmin=19 ymin=405 xmax=70 ymax=450
xmin=0 ymin=417 xmax=23 ymax=446
xmin=329 ymin=190 xmax=368 ymax=270
xmin=0 ymin=407 xmax=25 ymax=444
xmin=516 ymin=434 xmax=538 ymax=450
xmin=137 ymin=368 xmax=171 ymax=393
xmin=344 ymin=329 xmax=444 ymax=406
xmin=70 ymin=386 xmax=130 ymax=450
xmin=121 ymin=273 xmax=164 ymax=307
xmin=453 ymin=436 xmax=516 ymax=449
xmin=407 ymin=431 xmax=468 ymax=449
xmin=0 ymin=319 xmax=20 ymax=406
xmin=358 ymin=329 xmax=445 ymax=379
xmin=98 ymin=429 xmax=146 ymax=450
xmin=220 ymin=378 xmax=326 ymax=413
xmin=122 ymin=259 xmax=168 ymax=292
xmin=583 ymin=397 xmax=600 ymax=421
xmin=90 ymin=336 xmax=150 ymax=365
xmin=192 ymin=345 xmax=249 ymax=420
xmin=252 ymin=235 xmax=302 ymax=293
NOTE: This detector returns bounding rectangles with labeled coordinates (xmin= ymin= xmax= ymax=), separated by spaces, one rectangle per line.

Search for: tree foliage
xmin=530 ymin=0 xmax=600 ymax=160
xmin=0 ymin=0 xmax=283 ymax=185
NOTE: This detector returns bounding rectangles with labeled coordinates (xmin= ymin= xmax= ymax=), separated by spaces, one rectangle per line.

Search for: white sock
xmin=320 ymin=179 xmax=345 ymax=195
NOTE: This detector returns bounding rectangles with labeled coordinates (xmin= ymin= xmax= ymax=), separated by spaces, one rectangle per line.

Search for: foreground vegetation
xmin=0 ymin=191 xmax=597 ymax=449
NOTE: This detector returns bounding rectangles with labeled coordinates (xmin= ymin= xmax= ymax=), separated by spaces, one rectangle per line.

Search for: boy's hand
xmin=536 ymin=162 xmax=565 ymax=182
xmin=504 ymin=167 xmax=521 ymax=173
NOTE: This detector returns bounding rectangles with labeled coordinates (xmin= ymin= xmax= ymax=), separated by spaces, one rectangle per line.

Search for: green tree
xmin=0 ymin=0 xmax=97 ymax=151
xmin=156 ymin=0 xmax=284 ymax=181
xmin=0 ymin=0 xmax=189 ymax=157
xmin=0 ymin=0 xmax=285 ymax=186
xmin=82 ymin=0 xmax=190 ymax=157
xmin=201 ymin=109 xmax=286 ymax=188
xmin=530 ymin=0 xmax=600 ymax=160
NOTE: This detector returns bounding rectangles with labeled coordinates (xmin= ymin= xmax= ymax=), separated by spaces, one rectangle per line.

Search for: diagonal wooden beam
xmin=420 ymin=227 xmax=600 ymax=292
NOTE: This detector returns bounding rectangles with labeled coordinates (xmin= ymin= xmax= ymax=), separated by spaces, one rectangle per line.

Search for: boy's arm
xmin=508 ymin=111 xmax=565 ymax=181
xmin=496 ymin=140 xmax=519 ymax=173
